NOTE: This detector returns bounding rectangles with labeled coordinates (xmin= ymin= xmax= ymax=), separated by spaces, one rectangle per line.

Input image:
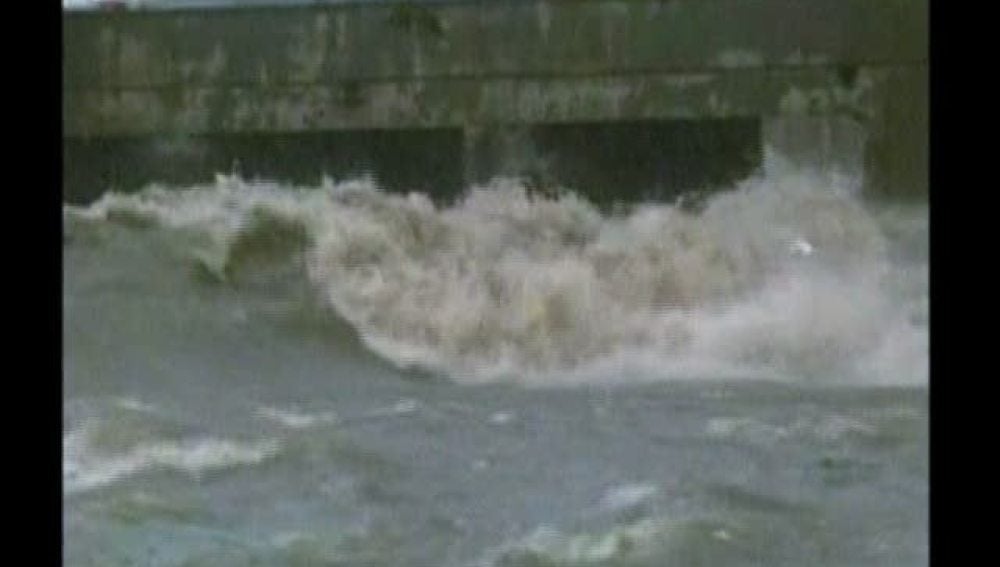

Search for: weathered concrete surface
xmin=64 ymin=67 xmax=888 ymax=135
xmin=863 ymin=66 xmax=928 ymax=197
xmin=64 ymin=0 xmax=926 ymax=135
xmin=65 ymin=1 xmax=925 ymax=86
xmin=63 ymin=0 xmax=928 ymax=197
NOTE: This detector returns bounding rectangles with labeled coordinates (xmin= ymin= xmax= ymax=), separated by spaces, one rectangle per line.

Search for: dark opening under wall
xmin=63 ymin=118 xmax=761 ymax=206
xmin=528 ymin=118 xmax=762 ymax=205
xmin=62 ymin=128 xmax=467 ymax=205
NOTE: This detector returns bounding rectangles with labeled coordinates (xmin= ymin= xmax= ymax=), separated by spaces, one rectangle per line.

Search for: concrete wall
xmin=63 ymin=0 xmax=928 ymax=198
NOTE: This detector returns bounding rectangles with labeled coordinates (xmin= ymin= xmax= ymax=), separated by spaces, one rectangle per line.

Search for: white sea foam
xmin=256 ymin=406 xmax=339 ymax=429
xmin=476 ymin=517 xmax=675 ymax=566
xmin=488 ymin=411 xmax=515 ymax=425
xmin=706 ymin=413 xmax=882 ymax=445
xmin=361 ymin=398 xmax=421 ymax=418
xmin=65 ymin=160 xmax=927 ymax=387
xmin=112 ymin=397 xmax=159 ymax=414
xmin=63 ymin=421 xmax=280 ymax=495
xmin=599 ymin=483 xmax=660 ymax=511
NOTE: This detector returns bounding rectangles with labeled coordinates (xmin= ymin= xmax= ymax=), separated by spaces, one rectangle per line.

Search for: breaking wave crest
xmin=65 ymin=162 xmax=927 ymax=386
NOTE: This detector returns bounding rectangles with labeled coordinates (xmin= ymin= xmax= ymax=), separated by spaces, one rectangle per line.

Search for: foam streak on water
xmin=65 ymin=162 xmax=927 ymax=387
xmin=63 ymin=421 xmax=280 ymax=495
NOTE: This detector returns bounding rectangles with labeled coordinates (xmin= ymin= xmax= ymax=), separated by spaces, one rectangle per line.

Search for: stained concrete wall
xmin=63 ymin=0 xmax=928 ymax=198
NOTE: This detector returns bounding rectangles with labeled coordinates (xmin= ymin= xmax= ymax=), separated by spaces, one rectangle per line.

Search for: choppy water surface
xmin=63 ymin=158 xmax=928 ymax=566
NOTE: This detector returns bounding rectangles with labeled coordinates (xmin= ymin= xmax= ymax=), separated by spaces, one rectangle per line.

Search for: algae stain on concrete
xmin=289 ymin=14 xmax=332 ymax=84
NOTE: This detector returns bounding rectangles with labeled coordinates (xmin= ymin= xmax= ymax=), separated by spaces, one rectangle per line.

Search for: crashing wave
xmin=64 ymin=164 xmax=927 ymax=386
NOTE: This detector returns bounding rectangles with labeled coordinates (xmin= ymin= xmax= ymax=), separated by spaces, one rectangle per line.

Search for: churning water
xmin=63 ymin=154 xmax=927 ymax=565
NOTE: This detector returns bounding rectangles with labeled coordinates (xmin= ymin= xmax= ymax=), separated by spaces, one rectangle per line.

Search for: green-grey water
xmin=64 ymin=159 xmax=927 ymax=566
